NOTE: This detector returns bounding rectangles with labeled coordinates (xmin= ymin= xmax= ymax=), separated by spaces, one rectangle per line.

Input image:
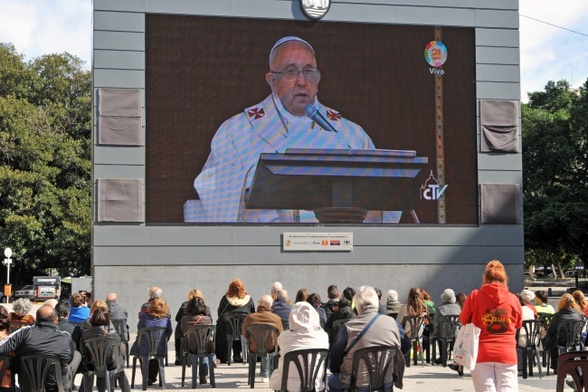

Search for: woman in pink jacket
xmin=458 ymin=260 xmax=522 ymax=392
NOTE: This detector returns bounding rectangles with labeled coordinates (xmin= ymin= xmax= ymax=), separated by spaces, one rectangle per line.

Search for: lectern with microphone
xmin=244 ymin=148 xmax=429 ymax=223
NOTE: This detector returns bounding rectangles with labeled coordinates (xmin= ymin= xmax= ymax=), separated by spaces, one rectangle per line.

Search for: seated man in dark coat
xmin=0 ymin=305 xmax=81 ymax=392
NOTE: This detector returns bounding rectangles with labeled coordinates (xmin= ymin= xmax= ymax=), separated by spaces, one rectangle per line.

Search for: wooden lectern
xmin=245 ymin=149 xmax=428 ymax=223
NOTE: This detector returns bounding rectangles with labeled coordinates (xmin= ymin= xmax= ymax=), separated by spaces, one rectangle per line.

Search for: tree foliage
xmin=0 ymin=43 xmax=91 ymax=284
xmin=523 ymin=79 xmax=588 ymax=271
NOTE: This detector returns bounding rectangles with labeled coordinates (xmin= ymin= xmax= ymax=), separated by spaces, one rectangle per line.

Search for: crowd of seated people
xmin=0 ymin=278 xmax=571 ymax=391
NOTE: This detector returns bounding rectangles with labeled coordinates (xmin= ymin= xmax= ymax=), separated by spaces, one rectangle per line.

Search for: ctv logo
xmin=420 ymin=171 xmax=448 ymax=201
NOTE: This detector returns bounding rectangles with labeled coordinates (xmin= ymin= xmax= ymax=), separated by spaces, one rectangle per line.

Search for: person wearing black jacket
xmin=0 ymin=305 xmax=81 ymax=392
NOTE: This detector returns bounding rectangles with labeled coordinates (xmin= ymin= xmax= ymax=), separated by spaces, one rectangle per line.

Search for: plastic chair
xmin=274 ymin=348 xmax=329 ymax=392
xmin=0 ymin=355 xmax=14 ymax=392
xmin=431 ymin=314 xmax=460 ymax=367
xmin=349 ymin=345 xmax=397 ymax=392
xmin=18 ymin=354 xmax=68 ymax=392
xmin=516 ymin=319 xmax=544 ymax=379
xmin=131 ymin=326 xmax=168 ymax=390
xmin=401 ymin=316 xmax=426 ymax=367
xmin=547 ymin=318 xmax=587 ymax=376
xmin=181 ymin=325 xmax=217 ymax=388
xmin=555 ymin=350 xmax=588 ymax=392
xmin=245 ymin=324 xmax=279 ymax=388
xmin=539 ymin=313 xmax=554 ymax=367
xmin=81 ymin=336 xmax=121 ymax=392
xmin=225 ymin=313 xmax=248 ymax=365
xmin=112 ymin=319 xmax=130 ymax=368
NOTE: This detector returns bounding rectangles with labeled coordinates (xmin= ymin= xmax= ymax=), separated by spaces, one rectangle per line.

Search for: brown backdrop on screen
xmin=145 ymin=15 xmax=477 ymax=224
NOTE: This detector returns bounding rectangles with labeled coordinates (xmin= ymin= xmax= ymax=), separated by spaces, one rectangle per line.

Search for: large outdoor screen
xmin=145 ymin=15 xmax=477 ymax=224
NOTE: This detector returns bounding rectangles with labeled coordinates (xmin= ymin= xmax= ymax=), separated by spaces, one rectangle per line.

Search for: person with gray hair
xmin=328 ymin=286 xmax=408 ymax=392
xmin=271 ymin=282 xmax=283 ymax=300
xmin=194 ymin=36 xmax=374 ymax=222
xmin=242 ymin=294 xmax=284 ymax=383
xmin=10 ymin=297 xmax=35 ymax=327
xmin=431 ymin=288 xmax=461 ymax=365
xmin=385 ymin=289 xmax=403 ymax=319
xmin=272 ymin=289 xmax=292 ymax=327
xmin=139 ymin=286 xmax=164 ymax=315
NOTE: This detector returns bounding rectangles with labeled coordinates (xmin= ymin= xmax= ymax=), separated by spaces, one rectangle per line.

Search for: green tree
xmin=0 ymin=43 xmax=91 ymax=283
xmin=523 ymin=79 xmax=588 ymax=273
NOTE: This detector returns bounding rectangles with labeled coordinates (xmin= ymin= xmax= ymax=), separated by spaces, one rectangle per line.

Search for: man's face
xmin=266 ymin=41 xmax=320 ymax=116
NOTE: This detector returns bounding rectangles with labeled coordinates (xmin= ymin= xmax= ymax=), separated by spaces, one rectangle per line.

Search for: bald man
xmin=107 ymin=292 xmax=130 ymax=340
xmin=0 ymin=305 xmax=81 ymax=391
xmin=194 ymin=36 xmax=374 ymax=223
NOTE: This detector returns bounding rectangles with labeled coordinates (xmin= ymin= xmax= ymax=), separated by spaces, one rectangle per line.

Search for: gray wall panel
xmin=476 ymin=47 xmax=520 ymax=65
xmin=94 ymin=166 xmax=145 ymax=178
xmin=94 ymin=31 xmax=145 ymax=51
xmin=93 ymin=225 xmax=523 ymax=247
xmin=477 ymin=64 xmax=519 ymax=83
xmin=476 ymin=28 xmax=518 ymax=47
xmin=478 ymin=170 xmax=522 ymax=184
xmin=396 ymin=6 xmax=475 ymax=26
xmin=476 ymin=81 xmax=521 ymax=100
xmin=478 ymin=153 xmax=521 ymax=171
xmin=93 ymin=244 xmax=523 ymax=266
xmin=94 ymin=50 xmax=145 ymax=70
xmin=94 ymin=261 xmax=525 ymax=332
xmin=94 ymin=70 xmax=145 ymax=88
xmin=474 ymin=10 xmax=518 ymax=28
xmin=94 ymin=11 xmax=145 ymax=32
xmin=94 ymin=147 xmax=145 ymax=165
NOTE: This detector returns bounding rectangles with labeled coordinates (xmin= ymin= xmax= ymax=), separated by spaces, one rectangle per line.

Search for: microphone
xmin=304 ymin=104 xmax=338 ymax=133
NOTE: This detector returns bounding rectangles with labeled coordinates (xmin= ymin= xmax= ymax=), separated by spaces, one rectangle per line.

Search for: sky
xmin=0 ymin=0 xmax=587 ymax=102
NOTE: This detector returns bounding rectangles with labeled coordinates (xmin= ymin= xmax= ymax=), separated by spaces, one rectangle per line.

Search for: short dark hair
xmin=327 ymin=285 xmax=339 ymax=299
xmin=343 ymin=287 xmax=355 ymax=302
xmin=56 ymin=300 xmax=71 ymax=318
xmin=306 ymin=293 xmax=322 ymax=308
xmin=375 ymin=288 xmax=382 ymax=300
xmin=535 ymin=290 xmax=548 ymax=304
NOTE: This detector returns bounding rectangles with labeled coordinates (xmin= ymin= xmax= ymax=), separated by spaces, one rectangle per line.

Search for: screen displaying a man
xmin=193 ymin=36 xmax=375 ymax=223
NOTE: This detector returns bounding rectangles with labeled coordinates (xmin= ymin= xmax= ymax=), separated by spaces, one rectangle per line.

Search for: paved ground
xmin=79 ymin=356 xmax=567 ymax=391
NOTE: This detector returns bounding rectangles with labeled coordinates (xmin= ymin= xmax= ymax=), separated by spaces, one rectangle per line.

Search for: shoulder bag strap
xmin=344 ymin=313 xmax=380 ymax=356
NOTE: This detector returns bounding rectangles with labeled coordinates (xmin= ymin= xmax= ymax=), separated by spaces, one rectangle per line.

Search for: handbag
xmin=454 ymin=323 xmax=481 ymax=370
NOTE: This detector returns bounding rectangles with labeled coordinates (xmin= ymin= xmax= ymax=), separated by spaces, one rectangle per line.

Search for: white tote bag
xmin=454 ymin=323 xmax=481 ymax=370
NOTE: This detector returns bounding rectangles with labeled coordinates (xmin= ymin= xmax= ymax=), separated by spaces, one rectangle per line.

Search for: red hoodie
xmin=460 ymin=283 xmax=522 ymax=364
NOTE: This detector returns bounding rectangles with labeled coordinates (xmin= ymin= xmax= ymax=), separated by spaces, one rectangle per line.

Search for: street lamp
xmin=3 ymin=248 xmax=12 ymax=285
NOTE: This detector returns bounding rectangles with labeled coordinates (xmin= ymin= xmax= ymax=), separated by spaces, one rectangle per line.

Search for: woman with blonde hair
xmin=130 ymin=298 xmax=173 ymax=386
xmin=542 ymin=293 xmax=584 ymax=372
xmin=454 ymin=260 xmax=522 ymax=391
xmin=173 ymin=289 xmax=211 ymax=365
xmin=215 ymin=279 xmax=255 ymax=363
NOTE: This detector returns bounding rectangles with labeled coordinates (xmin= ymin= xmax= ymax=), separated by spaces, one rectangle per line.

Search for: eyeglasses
xmin=271 ymin=67 xmax=320 ymax=81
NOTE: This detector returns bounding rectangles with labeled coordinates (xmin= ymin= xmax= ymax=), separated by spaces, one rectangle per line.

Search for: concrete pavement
xmin=95 ymin=356 xmax=567 ymax=391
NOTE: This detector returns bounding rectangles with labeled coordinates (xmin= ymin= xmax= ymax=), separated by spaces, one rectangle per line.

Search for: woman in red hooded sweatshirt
xmin=458 ymin=260 xmax=522 ymax=392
